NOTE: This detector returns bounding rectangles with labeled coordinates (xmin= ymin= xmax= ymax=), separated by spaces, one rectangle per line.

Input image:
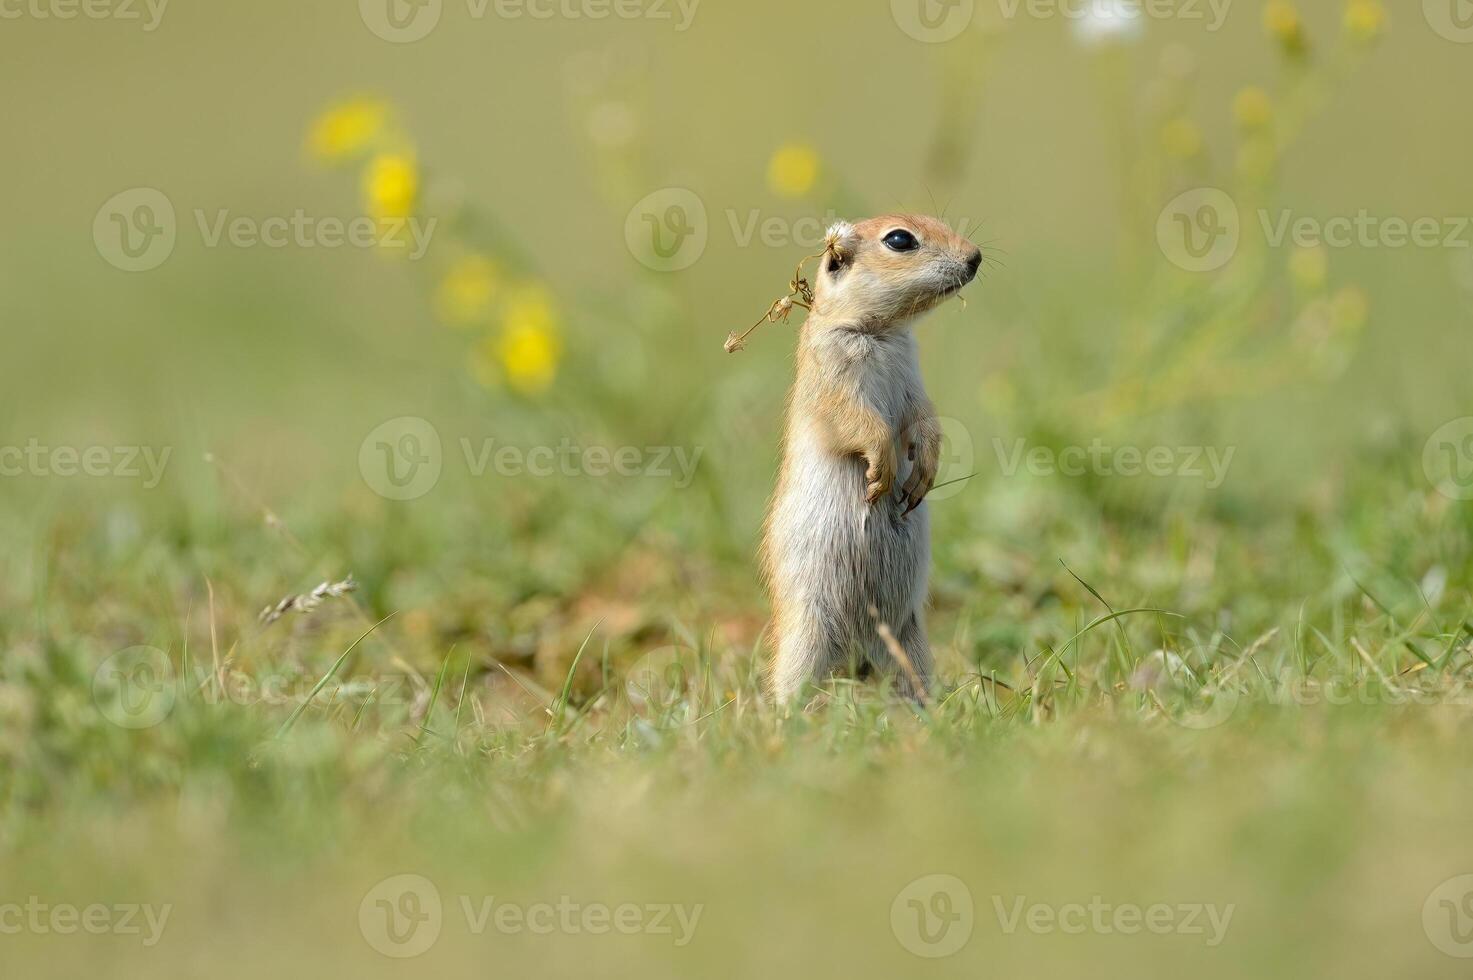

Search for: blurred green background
xmin=4 ymin=1 xmax=1473 ymax=978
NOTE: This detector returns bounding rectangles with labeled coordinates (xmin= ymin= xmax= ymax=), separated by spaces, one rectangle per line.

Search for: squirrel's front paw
xmin=863 ymin=447 xmax=896 ymax=505
xmin=900 ymin=432 xmax=941 ymax=515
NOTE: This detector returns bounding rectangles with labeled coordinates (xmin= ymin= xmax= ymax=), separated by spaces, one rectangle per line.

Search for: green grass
xmin=2 ymin=458 xmax=1472 ymax=978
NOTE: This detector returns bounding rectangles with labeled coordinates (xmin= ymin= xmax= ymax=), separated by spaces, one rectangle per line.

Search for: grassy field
xmin=4 ymin=1 xmax=1473 ymax=976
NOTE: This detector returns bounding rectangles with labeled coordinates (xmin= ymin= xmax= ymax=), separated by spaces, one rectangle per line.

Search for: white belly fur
xmin=768 ymin=421 xmax=931 ymax=653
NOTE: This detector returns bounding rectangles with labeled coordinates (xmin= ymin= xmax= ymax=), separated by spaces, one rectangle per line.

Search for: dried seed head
xmin=725 ymin=219 xmax=853 ymax=353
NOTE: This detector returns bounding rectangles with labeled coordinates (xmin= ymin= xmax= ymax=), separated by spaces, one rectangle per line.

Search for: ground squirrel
xmin=761 ymin=215 xmax=981 ymax=703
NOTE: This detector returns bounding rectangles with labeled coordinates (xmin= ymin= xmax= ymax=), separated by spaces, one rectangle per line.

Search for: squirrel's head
xmin=813 ymin=215 xmax=982 ymax=330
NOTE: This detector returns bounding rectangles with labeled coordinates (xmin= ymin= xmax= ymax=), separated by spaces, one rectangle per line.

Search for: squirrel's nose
xmin=965 ymin=249 xmax=983 ymax=279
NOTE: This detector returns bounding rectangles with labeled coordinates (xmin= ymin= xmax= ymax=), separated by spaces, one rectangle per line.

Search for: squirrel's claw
xmin=864 ymin=452 xmax=895 ymax=506
xmin=899 ymin=452 xmax=939 ymax=516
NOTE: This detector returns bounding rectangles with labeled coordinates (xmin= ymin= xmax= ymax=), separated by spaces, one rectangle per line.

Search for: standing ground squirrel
xmin=760 ymin=215 xmax=981 ymax=703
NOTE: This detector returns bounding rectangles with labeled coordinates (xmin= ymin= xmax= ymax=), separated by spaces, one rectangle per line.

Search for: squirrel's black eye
xmin=882 ymin=229 xmax=920 ymax=253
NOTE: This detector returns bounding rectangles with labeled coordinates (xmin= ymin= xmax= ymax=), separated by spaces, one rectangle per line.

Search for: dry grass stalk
xmin=259 ymin=576 xmax=359 ymax=626
xmin=724 ymin=229 xmax=849 ymax=354
xmin=867 ymin=604 xmax=925 ymax=700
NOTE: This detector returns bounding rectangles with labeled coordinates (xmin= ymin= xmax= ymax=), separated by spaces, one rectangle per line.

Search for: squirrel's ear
xmin=824 ymin=221 xmax=859 ymax=279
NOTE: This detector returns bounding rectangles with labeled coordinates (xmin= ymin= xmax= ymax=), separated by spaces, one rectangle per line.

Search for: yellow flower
xmin=1233 ymin=87 xmax=1273 ymax=130
xmin=503 ymin=283 xmax=557 ymax=335
xmin=308 ymin=99 xmax=387 ymax=163
xmin=767 ymin=144 xmax=820 ymax=198
xmin=1344 ymin=0 xmax=1385 ymax=43
xmin=1288 ymin=246 xmax=1329 ymax=292
xmin=1263 ymin=1 xmax=1306 ymax=54
xmin=1236 ymin=136 xmax=1277 ymax=183
xmin=436 ymin=255 xmax=500 ymax=326
xmin=362 ymin=152 xmax=418 ymax=220
xmin=1161 ymin=118 xmax=1203 ymax=160
xmin=489 ymin=284 xmax=562 ymax=394
xmin=1330 ymin=286 xmax=1370 ymax=332
xmin=497 ymin=324 xmax=562 ymax=394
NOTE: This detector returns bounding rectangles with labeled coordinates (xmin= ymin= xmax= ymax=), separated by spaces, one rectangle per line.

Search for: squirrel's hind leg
xmin=871 ymin=612 xmax=934 ymax=704
xmin=767 ymin=603 xmax=846 ymax=704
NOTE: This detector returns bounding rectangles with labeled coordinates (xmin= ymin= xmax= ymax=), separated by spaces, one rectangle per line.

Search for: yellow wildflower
xmin=1236 ymin=137 xmax=1277 ymax=183
xmin=1288 ymin=246 xmax=1329 ymax=292
xmin=495 ymin=284 xmax=562 ymax=394
xmin=1330 ymin=286 xmax=1370 ymax=332
xmin=308 ymin=99 xmax=387 ymax=163
xmin=436 ymin=255 xmax=500 ymax=327
xmin=362 ymin=152 xmax=418 ymax=220
xmin=767 ymin=144 xmax=820 ymax=198
xmin=503 ymin=283 xmax=557 ymax=335
xmin=1344 ymin=0 xmax=1385 ymax=43
xmin=1263 ymin=1 xmax=1306 ymax=55
xmin=498 ymin=325 xmax=562 ymax=394
xmin=1233 ymin=87 xmax=1273 ymax=130
xmin=1161 ymin=118 xmax=1203 ymax=160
